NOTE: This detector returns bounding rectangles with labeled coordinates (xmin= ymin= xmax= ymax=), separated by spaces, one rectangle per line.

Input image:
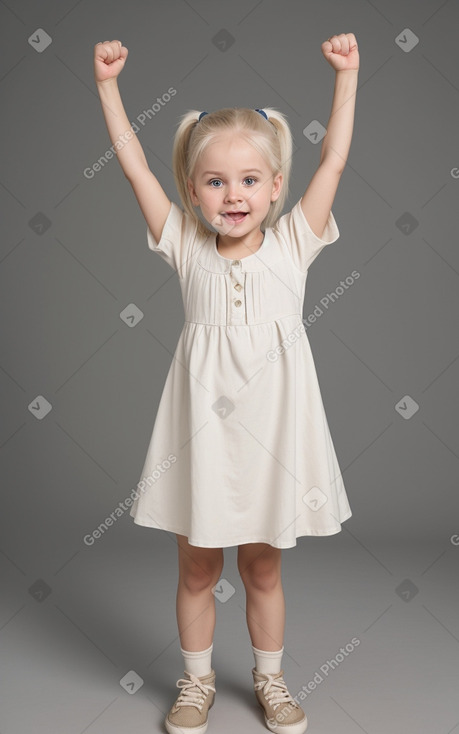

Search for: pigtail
xmin=258 ymin=107 xmax=293 ymax=230
xmin=172 ymin=110 xmax=212 ymax=239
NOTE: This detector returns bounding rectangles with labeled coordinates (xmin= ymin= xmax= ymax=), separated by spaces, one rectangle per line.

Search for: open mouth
xmin=223 ymin=212 xmax=248 ymax=223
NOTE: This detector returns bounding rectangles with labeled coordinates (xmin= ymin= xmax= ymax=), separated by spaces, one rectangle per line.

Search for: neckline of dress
xmin=214 ymin=230 xmax=268 ymax=261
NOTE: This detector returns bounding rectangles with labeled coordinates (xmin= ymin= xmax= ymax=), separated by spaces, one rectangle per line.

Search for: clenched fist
xmin=94 ymin=40 xmax=128 ymax=83
xmin=321 ymin=33 xmax=359 ymax=71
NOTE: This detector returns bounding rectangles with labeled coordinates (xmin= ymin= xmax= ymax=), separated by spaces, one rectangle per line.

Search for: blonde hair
xmin=172 ymin=107 xmax=293 ymax=239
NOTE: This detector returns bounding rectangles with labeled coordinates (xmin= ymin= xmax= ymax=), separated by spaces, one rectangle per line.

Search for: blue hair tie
xmin=197 ymin=109 xmax=268 ymax=122
xmin=254 ymin=108 xmax=268 ymax=120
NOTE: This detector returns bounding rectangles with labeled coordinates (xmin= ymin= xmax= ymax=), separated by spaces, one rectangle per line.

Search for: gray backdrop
xmin=1 ymin=0 xmax=458 ymax=732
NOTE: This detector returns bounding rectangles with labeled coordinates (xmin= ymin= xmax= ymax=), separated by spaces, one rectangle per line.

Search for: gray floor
xmin=1 ymin=526 xmax=458 ymax=733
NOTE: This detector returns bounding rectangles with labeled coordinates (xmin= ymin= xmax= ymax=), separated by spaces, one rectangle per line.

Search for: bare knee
xmin=177 ymin=535 xmax=224 ymax=594
xmin=238 ymin=549 xmax=281 ymax=592
xmin=180 ymin=562 xmax=223 ymax=594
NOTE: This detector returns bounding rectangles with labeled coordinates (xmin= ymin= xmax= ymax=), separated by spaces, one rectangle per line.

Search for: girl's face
xmin=187 ymin=132 xmax=282 ymax=238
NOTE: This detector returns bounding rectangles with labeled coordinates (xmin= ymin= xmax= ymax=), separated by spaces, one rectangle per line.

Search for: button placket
xmin=229 ymin=260 xmax=246 ymax=323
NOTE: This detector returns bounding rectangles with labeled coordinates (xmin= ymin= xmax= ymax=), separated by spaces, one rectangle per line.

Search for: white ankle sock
xmin=181 ymin=642 xmax=213 ymax=677
xmin=252 ymin=644 xmax=284 ymax=674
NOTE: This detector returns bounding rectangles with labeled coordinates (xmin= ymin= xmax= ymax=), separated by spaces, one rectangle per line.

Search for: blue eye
xmin=208 ymin=177 xmax=257 ymax=187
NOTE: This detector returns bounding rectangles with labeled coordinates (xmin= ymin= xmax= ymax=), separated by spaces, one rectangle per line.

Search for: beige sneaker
xmin=165 ymin=668 xmax=216 ymax=734
xmin=252 ymin=668 xmax=307 ymax=733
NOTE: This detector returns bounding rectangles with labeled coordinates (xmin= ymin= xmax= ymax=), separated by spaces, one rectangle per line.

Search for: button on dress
xmin=129 ymin=197 xmax=352 ymax=548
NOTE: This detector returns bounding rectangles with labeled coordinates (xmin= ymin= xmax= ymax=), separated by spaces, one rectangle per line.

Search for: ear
xmin=270 ymin=172 xmax=283 ymax=202
xmin=187 ymin=177 xmax=199 ymax=206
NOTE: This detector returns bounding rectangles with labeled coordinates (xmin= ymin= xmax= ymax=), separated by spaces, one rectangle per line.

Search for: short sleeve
xmin=273 ymin=197 xmax=340 ymax=272
xmin=146 ymin=201 xmax=198 ymax=278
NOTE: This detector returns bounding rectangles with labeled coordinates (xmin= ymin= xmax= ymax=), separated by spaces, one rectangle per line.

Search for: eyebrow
xmin=201 ymin=169 xmax=264 ymax=177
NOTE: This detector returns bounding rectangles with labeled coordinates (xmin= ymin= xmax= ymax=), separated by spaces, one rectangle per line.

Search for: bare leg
xmin=237 ymin=542 xmax=285 ymax=650
xmin=175 ymin=534 xmax=224 ymax=651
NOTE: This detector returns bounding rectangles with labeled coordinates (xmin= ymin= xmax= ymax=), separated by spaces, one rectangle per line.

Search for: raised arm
xmin=94 ymin=40 xmax=171 ymax=243
xmin=300 ymin=33 xmax=359 ymax=240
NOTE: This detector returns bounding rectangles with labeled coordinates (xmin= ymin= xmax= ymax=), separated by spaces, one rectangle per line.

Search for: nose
xmin=224 ymin=182 xmax=243 ymax=202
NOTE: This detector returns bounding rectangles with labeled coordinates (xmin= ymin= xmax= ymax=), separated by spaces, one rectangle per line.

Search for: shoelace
xmin=174 ymin=673 xmax=216 ymax=711
xmin=254 ymin=672 xmax=299 ymax=711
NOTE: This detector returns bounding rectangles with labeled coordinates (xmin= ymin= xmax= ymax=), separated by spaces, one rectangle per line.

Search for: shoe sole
xmin=256 ymin=699 xmax=308 ymax=734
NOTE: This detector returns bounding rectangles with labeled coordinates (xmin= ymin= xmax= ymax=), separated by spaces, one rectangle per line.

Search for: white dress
xmin=129 ymin=197 xmax=352 ymax=548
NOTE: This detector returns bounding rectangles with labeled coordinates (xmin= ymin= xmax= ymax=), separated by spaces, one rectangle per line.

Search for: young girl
xmin=94 ymin=32 xmax=358 ymax=734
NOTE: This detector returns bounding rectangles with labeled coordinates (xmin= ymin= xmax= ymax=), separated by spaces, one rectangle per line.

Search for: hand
xmin=321 ymin=33 xmax=359 ymax=72
xmin=94 ymin=39 xmax=128 ymax=83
